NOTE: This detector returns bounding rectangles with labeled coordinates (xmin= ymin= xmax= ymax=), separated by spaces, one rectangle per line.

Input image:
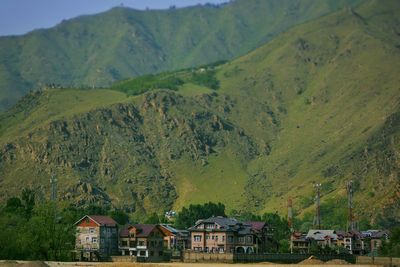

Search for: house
xmin=290 ymin=232 xmax=309 ymax=254
xmin=306 ymin=229 xmax=338 ymax=249
xmin=362 ymin=230 xmax=390 ymax=256
xmin=74 ymin=215 xmax=118 ymax=261
xmin=188 ymin=216 xmax=268 ymax=254
xmin=159 ymin=224 xmax=190 ymax=251
xmin=119 ymin=224 xmax=166 ymax=262
xmin=245 ymin=221 xmax=270 ymax=253
xmin=336 ymin=230 xmax=366 ymax=255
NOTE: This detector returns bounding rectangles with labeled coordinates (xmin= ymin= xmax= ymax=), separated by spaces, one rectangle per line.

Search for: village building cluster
xmin=291 ymin=229 xmax=390 ymax=255
xmin=74 ymin=215 xmax=390 ymax=262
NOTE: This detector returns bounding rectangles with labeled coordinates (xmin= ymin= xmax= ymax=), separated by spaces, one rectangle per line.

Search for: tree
xmin=19 ymin=202 xmax=75 ymax=261
xmin=381 ymin=227 xmax=400 ymax=257
xmin=21 ymin=188 xmax=35 ymax=219
xmin=5 ymin=197 xmax=24 ymax=213
xmin=174 ymin=202 xmax=225 ymax=229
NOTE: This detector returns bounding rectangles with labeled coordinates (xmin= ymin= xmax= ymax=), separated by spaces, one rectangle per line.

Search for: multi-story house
xmin=290 ymin=232 xmax=309 ymax=253
xmin=188 ymin=216 xmax=268 ymax=254
xmin=159 ymin=224 xmax=190 ymax=251
xmin=75 ymin=215 xmax=118 ymax=261
xmin=119 ymin=224 xmax=166 ymax=262
xmin=306 ymin=229 xmax=338 ymax=249
xmin=362 ymin=230 xmax=390 ymax=256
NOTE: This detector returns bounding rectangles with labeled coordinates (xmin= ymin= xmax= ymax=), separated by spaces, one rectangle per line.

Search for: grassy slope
xmin=0 ymin=0 xmax=399 ymax=224
xmin=215 ymin=0 xmax=400 ymax=217
xmin=0 ymin=0 xmax=363 ymax=111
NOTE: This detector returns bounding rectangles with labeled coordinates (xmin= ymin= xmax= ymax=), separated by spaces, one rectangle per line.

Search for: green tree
xmin=174 ymin=202 xmax=225 ymax=229
xmin=21 ymin=188 xmax=35 ymax=219
xmin=381 ymin=227 xmax=400 ymax=257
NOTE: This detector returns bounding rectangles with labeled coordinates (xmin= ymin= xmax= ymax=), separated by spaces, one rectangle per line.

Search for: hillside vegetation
xmin=0 ymin=0 xmax=364 ymax=111
xmin=0 ymin=0 xmax=399 ymax=226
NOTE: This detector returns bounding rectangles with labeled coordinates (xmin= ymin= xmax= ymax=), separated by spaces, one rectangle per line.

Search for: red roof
xmin=134 ymin=224 xmax=157 ymax=237
xmin=245 ymin=221 xmax=266 ymax=232
xmin=119 ymin=224 xmax=164 ymax=238
xmin=90 ymin=215 xmax=117 ymax=226
xmin=75 ymin=215 xmax=117 ymax=227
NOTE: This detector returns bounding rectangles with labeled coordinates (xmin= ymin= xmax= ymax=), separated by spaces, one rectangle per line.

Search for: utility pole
xmin=347 ymin=180 xmax=356 ymax=231
xmin=313 ymin=183 xmax=322 ymax=229
xmin=288 ymin=197 xmax=294 ymax=254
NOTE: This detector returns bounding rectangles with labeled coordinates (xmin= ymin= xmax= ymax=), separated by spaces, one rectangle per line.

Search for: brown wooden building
xmin=119 ymin=224 xmax=166 ymax=262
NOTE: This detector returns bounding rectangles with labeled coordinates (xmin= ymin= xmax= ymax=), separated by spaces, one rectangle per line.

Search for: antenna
xmin=50 ymin=173 xmax=57 ymax=201
xmin=313 ymin=183 xmax=322 ymax=229
xmin=346 ymin=180 xmax=356 ymax=231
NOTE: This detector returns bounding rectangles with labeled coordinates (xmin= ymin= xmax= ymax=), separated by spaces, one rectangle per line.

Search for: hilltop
xmin=0 ymin=0 xmax=363 ymax=111
xmin=0 ymin=0 xmax=399 ymax=226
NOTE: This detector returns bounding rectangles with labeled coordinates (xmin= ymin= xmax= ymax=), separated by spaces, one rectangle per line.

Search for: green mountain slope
xmin=0 ymin=0 xmax=364 ymax=111
xmin=0 ymin=0 xmax=399 ymax=225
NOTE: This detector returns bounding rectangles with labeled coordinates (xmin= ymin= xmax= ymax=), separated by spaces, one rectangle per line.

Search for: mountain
xmin=0 ymin=0 xmax=399 ymax=226
xmin=0 ymin=0 xmax=364 ymax=111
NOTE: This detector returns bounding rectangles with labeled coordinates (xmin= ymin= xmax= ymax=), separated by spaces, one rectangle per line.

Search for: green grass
xmin=0 ymin=89 xmax=131 ymax=143
xmin=0 ymin=0 xmax=364 ymax=111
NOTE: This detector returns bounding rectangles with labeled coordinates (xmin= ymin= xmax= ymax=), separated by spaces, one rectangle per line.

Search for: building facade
xmin=75 ymin=215 xmax=118 ymax=261
xmin=119 ymin=224 xmax=166 ymax=262
xmin=188 ymin=216 xmax=268 ymax=254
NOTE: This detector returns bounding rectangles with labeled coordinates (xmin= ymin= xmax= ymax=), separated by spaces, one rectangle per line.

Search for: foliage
xmin=144 ymin=212 xmax=168 ymax=224
xmin=174 ymin=202 xmax=226 ymax=229
xmin=0 ymin=0 xmax=399 ymax=226
xmin=0 ymin=194 xmax=75 ymax=260
xmin=112 ymin=73 xmax=184 ymax=95
xmin=190 ymin=70 xmax=219 ymax=90
xmin=380 ymin=227 xmax=400 ymax=257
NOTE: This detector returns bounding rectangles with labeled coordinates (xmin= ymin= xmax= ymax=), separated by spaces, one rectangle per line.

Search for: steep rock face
xmin=0 ymin=90 xmax=259 ymax=216
xmin=0 ymin=0 xmax=399 ymax=226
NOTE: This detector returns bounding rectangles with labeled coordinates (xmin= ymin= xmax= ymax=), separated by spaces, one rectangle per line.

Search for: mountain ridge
xmin=0 ymin=0 xmax=399 ymax=226
xmin=0 ymin=0 xmax=364 ymax=111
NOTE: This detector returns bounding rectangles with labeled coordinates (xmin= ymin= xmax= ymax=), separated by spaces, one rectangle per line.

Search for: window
xmin=107 ymin=228 xmax=111 ymax=233
xmin=194 ymin=235 xmax=202 ymax=242
xmin=222 ymin=236 xmax=225 ymax=242
xmin=101 ymin=239 xmax=104 ymax=244
xmin=86 ymin=237 xmax=90 ymax=243
xmin=246 ymin=236 xmax=252 ymax=243
xmin=228 ymin=236 xmax=233 ymax=243
xmin=139 ymin=251 xmax=146 ymax=256
xmin=138 ymin=241 xmax=145 ymax=246
xmin=150 ymin=251 xmax=154 ymax=256
xmin=239 ymin=237 xmax=244 ymax=243
xmin=212 ymin=235 xmax=215 ymax=240
xmin=92 ymin=237 xmax=97 ymax=243
xmin=112 ymin=228 xmax=116 ymax=234
xmin=215 ymin=235 xmax=218 ymax=241
xmin=206 ymin=224 xmax=215 ymax=229
xmin=89 ymin=228 xmax=95 ymax=233
xmin=121 ymin=241 xmax=128 ymax=246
